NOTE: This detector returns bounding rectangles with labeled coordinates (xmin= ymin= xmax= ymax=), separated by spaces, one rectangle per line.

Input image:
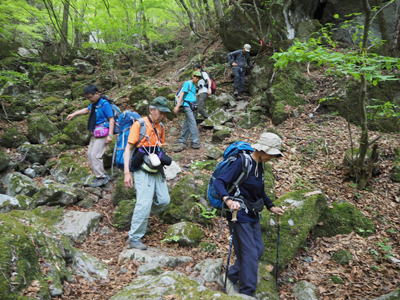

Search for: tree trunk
xmin=356 ymin=0 xmax=372 ymax=189
xmin=176 ymin=0 xmax=207 ymax=39
xmin=213 ymin=0 xmax=224 ymax=19
xmin=59 ymin=0 xmax=70 ymax=63
xmin=374 ymin=0 xmax=390 ymax=55
xmin=202 ymin=0 xmax=215 ymax=31
xmin=140 ymin=0 xmax=154 ymax=56
xmin=73 ymin=5 xmax=86 ymax=48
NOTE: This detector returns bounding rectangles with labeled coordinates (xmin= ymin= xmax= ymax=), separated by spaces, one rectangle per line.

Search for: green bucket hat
xmin=151 ymin=96 xmax=171 ymax=113
xmin=193 ymin=70 xmax=202 ymax=77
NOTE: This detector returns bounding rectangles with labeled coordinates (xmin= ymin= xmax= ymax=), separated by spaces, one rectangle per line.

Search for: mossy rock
xmin=28 ymin=113 xmax=60 ymax=144
xmin=130 ymin=53 xmax=148 ymax=68
xmin=171 ymin=153 xmax=185 ymax=162
xmin=0 ymin=208 xmax=75 ymax=299
xmin=330 ymin=275 xmax=344 ymax=284
xmin=130 ymin=75 xmax=147 ymax=86
xmin=71 ymin=81 xmax=87 ymax=99
xmin=190 ymin=160 xmax=218 ymax=172
xmin=260 ymin=190 xmax=327 ymax=273
xmin=112 ymin=176 xmax=136 ymax=206
xmin=160 ymin=174 xmax=211 ymax=226
xmin=390 ymin=165 xmax=400 ymax=183
xmin=237 ymin=110 xmax=262 ymax=129
xmin=264 ymin=163 xmax=276 ymax=202
xmin=199 ymin=242 xmax=217 ymax=253
xmin=1 ymin=172 xmax=38 ymax=197
xmin=38 ymin=73 xmax=72 ymax=93
xmin=103 ymin=139 xmax=116 ymax=169
xmin=48 ymin=133 xmax=74 ymax=145
xmin=39 ymin=96 xmax=66 ymax=115
xmin=129 ymin=84 xmax=152 ymax=110
xmin=17 ymin=144 xmax=61 ymax=165
xmin=0 ymin=98 xmax=29 ymax=121
xmin=266 ymin=126 xmax=283 ymax=139
xmin=0 ymin=151 xmax=10 ymax=172
xmin=114 ymin=200 xmax=136 ymax=231
xmin=211 ymin=129 xmax=231 ymax=143
xmin=0 ymin=127 xmax=28 ymax=148
xmin=206 ymin=148 xmax=224 ymax=160
xmin=51 ymin=156 xmax=90 ymax=185
xmin=332 ymin=250 xmax=353 ymax=265
xmin=62 ymin=114 xmax=91 ymax=146
xmin=155 ymin=86 xmax=172 ymax=98
xmin=313 ymin=201 xmax=375 ymax=238
xmin=255 ymin=265 xmax=279 ymax=299
xmin=165 ymin=221 xmax=204 ymax=247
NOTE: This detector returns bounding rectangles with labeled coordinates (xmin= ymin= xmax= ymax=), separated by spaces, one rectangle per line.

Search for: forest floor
xmin=1 ymin=33 xmax=400 ymax=299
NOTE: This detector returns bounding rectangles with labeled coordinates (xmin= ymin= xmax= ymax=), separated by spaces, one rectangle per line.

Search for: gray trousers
xmin=178 ymin=106 xmax=199 ymax=144
xmin=87 ymin=136 xmax=107 ymax=178
xmin=194 ymin=93 xmax=209 ymax=119
xmin=129 ymin=169 xmax=170 ymax=241
xmin=233 ymin=67 xmax=246 ymax=95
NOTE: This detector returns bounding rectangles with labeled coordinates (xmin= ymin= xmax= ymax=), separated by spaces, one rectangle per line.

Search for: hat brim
xmin=252 ymin=144 xmax=283 ymax=157
xmin=155 ymin=105 xmax=171 ymax=113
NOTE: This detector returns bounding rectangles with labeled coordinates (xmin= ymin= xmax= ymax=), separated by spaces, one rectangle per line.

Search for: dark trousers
xmin=228 ymin=221 xmax=264 ymax=296
xmin=233 ymin=67 xmax=246 ymax=95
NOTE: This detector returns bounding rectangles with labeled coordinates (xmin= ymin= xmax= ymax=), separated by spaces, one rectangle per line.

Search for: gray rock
xmin=206 ymin=147 xmax=224 ymax=160
xmin=32 ymin=182 xmax=78 ymax=207
xmin=1 ymin=172 xmax=39 ymax=197
xmin=164 ymin=161 xmax=182 ymax=180
xmin=71 ymin=248 xmax=108 ymax=282
xmin=119 ymin=248 xmax=192 ymax=268
xmin=136 ymin=263 xmax=164 ymax=276
xmin=293 ymin=281 xmax=318 ymax=300
xmin=99 ymin=226 xmax=112 ymax=235
xmin=23 ymin=167 xmax=36 ymax=178
xmin=55 ymin=210 xmax=101 ymax=242
xmin=72 ymin=59 xmax=94 ymax=74
xmin=194 ymin=258 xmax=223 ymax=282
xmin=165 ymin=221 xmax=204 ymax=247
xmin=371 ymin=289 xmax=400 ymax=300
xmin=18 ymin=47 xmax=38 ymax=58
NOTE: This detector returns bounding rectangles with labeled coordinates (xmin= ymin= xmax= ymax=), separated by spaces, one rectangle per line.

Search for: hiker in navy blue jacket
xmin=227 ymin=44 xmax=255 ymax=99
xmin=214 ymin=132 xmax=285 ymax=297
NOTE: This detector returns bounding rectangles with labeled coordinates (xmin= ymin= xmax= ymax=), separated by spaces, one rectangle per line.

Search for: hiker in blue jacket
xmin=66 ymin=85 xmax=115 ymax=187
xmin=227 ymin=44 xmax=255 ymax=99
xmin=214 ymin=132 xmax=284 ymax=297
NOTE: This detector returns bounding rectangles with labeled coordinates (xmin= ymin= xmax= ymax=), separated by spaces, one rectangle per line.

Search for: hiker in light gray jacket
xmin=227 ymin=44 xmax=255 ymax=99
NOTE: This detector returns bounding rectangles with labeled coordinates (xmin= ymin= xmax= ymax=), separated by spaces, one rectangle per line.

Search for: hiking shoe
xmin=105 ymin=173 xmax=111 ymax=181
xmin=237 ymin=95 xmax=243 ymax=100
xmin=233 ymin=90 xmax=238 ymax=97
xmin=191 ymin=143 xmax=200 ymax=149
xmin=91 ymin=177 xmax=108 ymax=187
xmin=217 ymin=274 xmax=238 ymax=295
xmin=127 ymin=240 xmax=147 ymax=250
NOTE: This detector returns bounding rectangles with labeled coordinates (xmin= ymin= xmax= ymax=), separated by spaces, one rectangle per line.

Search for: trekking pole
xmin=224 ymin=209 xmax=237 ymax=293
xmin=275 ymin=214 xmax=281 ymax=292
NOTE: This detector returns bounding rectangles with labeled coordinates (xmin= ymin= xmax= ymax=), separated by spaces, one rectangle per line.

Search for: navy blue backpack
xmin=207 ymin=141 xmax=254 ymax=208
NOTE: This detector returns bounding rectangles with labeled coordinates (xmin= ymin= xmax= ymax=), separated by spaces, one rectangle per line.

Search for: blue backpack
xmin=207 ymin=141 xmax=254 ymax=208
xmin=96 ymin=96 xmax=121 ymax=134
xmin=112 ymin=111 xmax=146 ymax=173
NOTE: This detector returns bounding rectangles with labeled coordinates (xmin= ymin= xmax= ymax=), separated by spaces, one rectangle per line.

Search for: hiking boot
xmin=217 ymin=273 xmax=239 ymax=295
xmin=191 ymin=143 xmax=200 ymax=149
xmin=237 ymin=95 xmax=243 ymax=100
xmin=127 ymin=240 xmax=147 ymax=250
xmin=91 ymin=177 xmax=108 ymax=187
xmin=233 ymin=90 xmax=238 ymax=97
xmin=105 ymin=173 xmax=111 ymax=181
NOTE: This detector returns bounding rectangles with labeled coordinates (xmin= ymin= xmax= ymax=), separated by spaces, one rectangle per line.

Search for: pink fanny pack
xmin=93 ymin=125 xmax=109 ymax=138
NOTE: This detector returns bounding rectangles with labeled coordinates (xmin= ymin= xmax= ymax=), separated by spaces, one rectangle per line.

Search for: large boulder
xmin=38 ymin=96 xmax=67 ymax=115
xmin=1 ymin=172 xmax=39 ymax=197
xmin=28 ymin=113 xmax=60 ymax=144
xmin=313 ymin=201 xmax=375 ymax=238
xmin=62 ymin=114 xmax=91 ymax=146
xmin=112 ymin=176 xmax=136 ymax=206
xmin=0 ymin=194 xmax=33 ymax=213
xmin=321 ymin=78 xmax=400 ymax=133
xmin=113 ymin=200 xmax=135 ymax=231
xmin=129 ymin=84 xmax=152 ymax=114
xmin=160 ymin=174 xmax=211 ymax=226
xmin=38 ymin=72 xmax=72 ymax=93
xmin=119 ymin=248 xmax=192 ymax=268
xmin=0 ymin=208 xmax=75 ymax=298
xmin=260 ymin=190 xmax=327 ymax=272
xmin=0 ymin=96 xmax=31 ymax=121
xmin=71 ymin=248 xmax=109 ymax=282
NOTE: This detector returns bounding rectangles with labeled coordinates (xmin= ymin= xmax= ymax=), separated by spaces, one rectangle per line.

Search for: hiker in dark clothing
xmin=214 ymin=132 xmax=284 ymax=297
xmin=227 ymin=44 xmax=255 ymax=99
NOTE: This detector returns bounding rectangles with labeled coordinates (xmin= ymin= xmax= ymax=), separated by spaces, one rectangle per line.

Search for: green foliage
xmin=161 ymin=235 xmax=180 ymax=243
xmin=195 ymin=203 xmax=217 ymax=219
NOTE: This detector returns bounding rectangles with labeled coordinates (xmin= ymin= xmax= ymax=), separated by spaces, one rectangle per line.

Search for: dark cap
xmin=151 ymin=96 xmax=171 ymax=113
